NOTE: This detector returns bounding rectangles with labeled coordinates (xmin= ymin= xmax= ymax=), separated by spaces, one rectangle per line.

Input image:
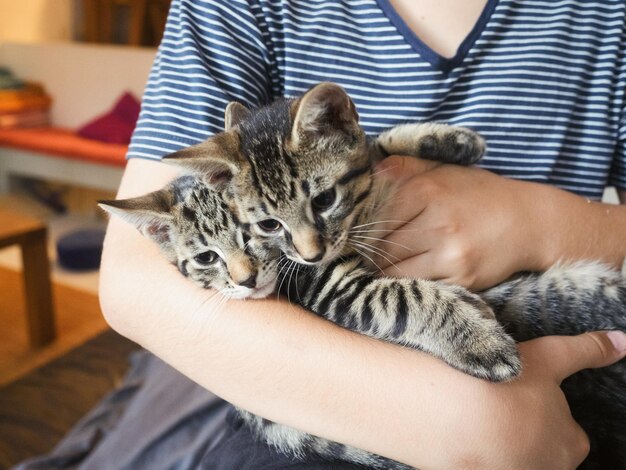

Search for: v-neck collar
xmin=375 ymin=0 xmax=499 ymax=74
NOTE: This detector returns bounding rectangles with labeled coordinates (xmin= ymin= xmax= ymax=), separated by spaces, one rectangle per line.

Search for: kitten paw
xmin=419 ymin=126 xmax=487 ymax=165
xmin=447 ymin=324 xmax=522 ymax=382
xmin=437 ymin=289 xmax=521 ymax=382
xmin=375 ymin=122 xmax=486 ymax=165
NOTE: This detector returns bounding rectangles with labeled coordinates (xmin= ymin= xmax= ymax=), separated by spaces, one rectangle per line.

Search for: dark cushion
xmin=56 ymin=229 xmax=106 ymax=271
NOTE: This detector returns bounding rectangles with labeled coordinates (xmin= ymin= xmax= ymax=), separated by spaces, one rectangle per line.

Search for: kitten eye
xmin=257 ymin=219 xmax=282 ymax=233
xmin=194 ymin=250 xmax=219 ymax=265
xmin=312 ymin=188 xmax=336 ymax=211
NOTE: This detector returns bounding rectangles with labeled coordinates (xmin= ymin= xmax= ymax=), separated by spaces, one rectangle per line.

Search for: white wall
xmin=0 ymin=0 xmax=73 ymax=43
xmin=0 ymin=42 xmax=156 ymax=127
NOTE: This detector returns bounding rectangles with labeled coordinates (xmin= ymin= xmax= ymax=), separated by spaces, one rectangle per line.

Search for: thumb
xmin=540 ymin=331 xmax=626 ymax=383
xmin=375 ymin=155 xmax=441 ymax=186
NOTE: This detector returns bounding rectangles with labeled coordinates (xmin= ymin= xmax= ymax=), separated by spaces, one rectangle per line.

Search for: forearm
xmin=528 ymin=182 xmax=626 ymax=271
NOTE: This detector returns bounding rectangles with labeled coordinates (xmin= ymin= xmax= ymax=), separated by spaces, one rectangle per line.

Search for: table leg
xmin=21 ymin=229 xmax=56 ymax=347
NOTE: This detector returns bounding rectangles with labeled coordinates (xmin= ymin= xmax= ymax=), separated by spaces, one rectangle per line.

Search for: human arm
xmin=99 ymin=157 xmax=626 ymax=470
xmin=373 ymin=157 xmax=626 ymax=290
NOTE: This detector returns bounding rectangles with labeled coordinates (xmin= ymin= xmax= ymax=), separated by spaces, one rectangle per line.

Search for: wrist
xmin=528 ymin=182 xmax=569 ymax=270
xmin=505 ymin=179 xmax=559 ymax=273
xmin=525 ymin=183 xmax=626 ymax=270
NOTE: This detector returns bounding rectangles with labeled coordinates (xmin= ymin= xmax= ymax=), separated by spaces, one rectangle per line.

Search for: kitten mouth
xmin=250 ymin=279 xmax=277 ymax=299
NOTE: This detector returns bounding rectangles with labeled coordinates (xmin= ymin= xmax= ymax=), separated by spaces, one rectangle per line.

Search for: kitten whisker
xmin=286 ymin=259 xmax=297 ymax=306
xmin=351 ymin=219 xmax=414 ymax=229
xmin=350 ymin=240 xmax=401 ymax=272
xmin=277 ymin=258 xmax=296 ymax=303
xmin=370 ymin=165 xmax=398 ymax=178
xmin=202 ymin=288 xmax=224 ymax=307
xmin=351 ymin=235 xmax=412 ymax=251
xmin=294 ymin=261 xmax=302 ymax=303
xmin=350 ymin=239 xmax=401 ymax=262
xmin=349 ymin=228 xmax=421 ymax=234
xmin=349 ymin=244 xmax=386 ymax=276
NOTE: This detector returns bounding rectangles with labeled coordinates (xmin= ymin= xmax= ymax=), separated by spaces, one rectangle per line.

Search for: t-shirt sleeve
xmin=127 ymin=0 xmax=272 ymax=160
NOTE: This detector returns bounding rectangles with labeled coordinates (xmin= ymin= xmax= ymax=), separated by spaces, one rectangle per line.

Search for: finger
xmin=374 ymin=155 xmax=441 ymax=186
xmin=368 ymin=175 xmax=434 ymax=235
xmin=535 ymin=331 xmax=626 ymax=383
xmin=367 ymin=218 xmax=443 ymax=270
xmin=359 ymin=219 xmax=429 ymax=270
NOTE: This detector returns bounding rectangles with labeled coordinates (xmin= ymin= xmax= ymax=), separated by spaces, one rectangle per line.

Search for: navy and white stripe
xmin=129 ymin=0 xmax=626 ymax=200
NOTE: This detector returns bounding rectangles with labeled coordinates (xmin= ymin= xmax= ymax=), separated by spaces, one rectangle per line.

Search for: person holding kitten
xmin=98 ymin=1 xmax=626 ymax=469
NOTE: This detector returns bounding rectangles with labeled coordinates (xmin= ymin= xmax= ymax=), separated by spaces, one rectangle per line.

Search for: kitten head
xmin=99 ymin=176 xmax=279 ymax=299
xmin=163 ymin=82 xmax=372 ymax=265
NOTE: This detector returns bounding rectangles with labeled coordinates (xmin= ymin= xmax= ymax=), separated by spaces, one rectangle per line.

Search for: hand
xmin=372 ymin=156 xmax=548 ymax=290
xmin=421 ymin=331 xmax=626 ymax=470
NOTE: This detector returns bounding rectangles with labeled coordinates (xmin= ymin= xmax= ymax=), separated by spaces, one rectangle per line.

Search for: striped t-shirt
xmin=129 ymin=0 xmax=626 ymax=200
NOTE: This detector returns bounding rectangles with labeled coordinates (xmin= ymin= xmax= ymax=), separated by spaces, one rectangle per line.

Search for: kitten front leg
xmin=373 ymin=122 xmax=486 ymax=165
xmin=295 ymin=259 xmax=521 ymax=382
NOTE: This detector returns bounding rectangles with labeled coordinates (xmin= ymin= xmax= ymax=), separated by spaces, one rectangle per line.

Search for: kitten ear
xmin=290 ymin=82 xmax=360 ymax=147
xmin=99 ymin=188 xmax=175 ymax=247
xmin=161 ymin=133 xmax=242 ymax=190
xmin=224 ymin=102 xmax=251 ymax=131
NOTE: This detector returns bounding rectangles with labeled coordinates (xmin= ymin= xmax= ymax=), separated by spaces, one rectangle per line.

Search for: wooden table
xmin=0 ymin=210 xmax=55 ymax=347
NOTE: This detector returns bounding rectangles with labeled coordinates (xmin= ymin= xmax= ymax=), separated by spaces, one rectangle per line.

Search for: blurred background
xmin=0 ymin=0 xmax=170 ymax=46
xmin=0 ymin=1 xmax=622 ymax=468
xmin=0 ymin=1 xmax=168 ymax=465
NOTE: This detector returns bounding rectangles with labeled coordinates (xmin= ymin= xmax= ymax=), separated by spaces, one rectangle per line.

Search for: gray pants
xmin=14 ymin=351 xmax=230 ymax=470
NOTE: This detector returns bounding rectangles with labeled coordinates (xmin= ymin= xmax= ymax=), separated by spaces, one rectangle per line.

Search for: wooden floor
xmin=0 ymin=266 xmax=107 ymax=385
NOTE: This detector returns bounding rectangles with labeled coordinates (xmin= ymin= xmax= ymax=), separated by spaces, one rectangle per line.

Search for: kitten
xmin=161 ymin=83 xmax=486 ymax=267
xmin=102 ymin=105 xmax=521 ymax=469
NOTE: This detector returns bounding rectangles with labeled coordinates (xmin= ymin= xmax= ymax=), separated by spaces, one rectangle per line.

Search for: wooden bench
xmin=0 ymin=209 xmax=55 ymax=347
xmin=0 ymin=127 xmax=127 ymax=192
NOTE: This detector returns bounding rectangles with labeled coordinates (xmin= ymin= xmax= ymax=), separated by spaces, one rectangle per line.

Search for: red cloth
xmin=0 ymin=127 xmax=127 ymax=167
xmin=77 ymin=92 xmax=141 ymax=145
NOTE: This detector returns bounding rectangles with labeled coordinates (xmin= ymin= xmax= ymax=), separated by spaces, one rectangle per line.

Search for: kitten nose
xmin=227 ymin=253 xmax=257 ymax=289
xmin=293 ymin=228 xmax=325 ymax=263
xmin=238 ymin=275 xmax=256 ymax=289
xmin=302 ymin=250 xmax=325 ymax=263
